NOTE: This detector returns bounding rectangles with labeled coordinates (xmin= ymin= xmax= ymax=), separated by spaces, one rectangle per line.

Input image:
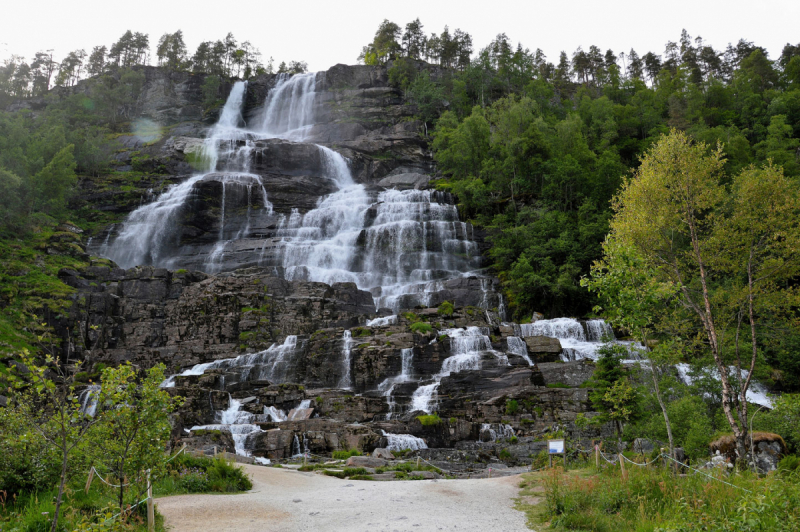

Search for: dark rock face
xmin=57 ymin=266 xmax=375 ymax=371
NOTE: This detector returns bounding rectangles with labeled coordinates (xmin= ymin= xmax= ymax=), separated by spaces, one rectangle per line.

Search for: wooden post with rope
xmin=85 ymin=467 xmax=95 ymax=494
xmin=146 ymin=469 xmax=154 ymax=532
xmin=619 ymin=453 xmax=627 ymax=481
xmin=595 ymin=445 xmax=599 ymax=469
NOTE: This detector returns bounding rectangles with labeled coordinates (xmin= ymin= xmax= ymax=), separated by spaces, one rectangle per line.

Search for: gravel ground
xmin=156 ymin=464 xmax=531 ymax=532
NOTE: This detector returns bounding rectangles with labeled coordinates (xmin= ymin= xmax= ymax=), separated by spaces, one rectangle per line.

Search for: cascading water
xmin=506 ymin=336 xmax=533 ymax=366
xmin=339 ymin=331 xmax=353 ymax=389
xmin=161 ymin=336 xmax=299 ymax=388
xmin=382 ymin=430 xmax=428 ymax=452
xmin=79 ymin=385 xmax=101 ymax=417
xmin=378 ymin=348 xmax=414 ymax=420
xmin=366 ymin=315 xmax=398 ymax=327
xmin=411 ymin=327 xmax=508 ymax=414
xmin=99 ymin=72 xmax=487 ymax=313
xmin=102 ymin=81 xmax=273 ymax=269
xmin=520 ymin=318 xmax=616 ymax=361
xmin=190 ymin=394 xmax=271 ymax=456
xmin=480 ymin=423 xmax=516 ymax=442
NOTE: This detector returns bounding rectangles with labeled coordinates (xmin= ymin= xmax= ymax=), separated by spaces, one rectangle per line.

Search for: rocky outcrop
xmin=56 ymin=266 xmax=375 ymax=371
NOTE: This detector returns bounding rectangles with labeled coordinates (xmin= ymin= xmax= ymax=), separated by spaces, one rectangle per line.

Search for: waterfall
xmin=480 ymin=423 xmax=515 ymax=442
xmin=366 ymin=315 xmax=398 ymax=327
xmin=161 ymin=336 xmax=299 ymax=388
xmin=339 ymin=331 xmax=353 ymax=389
xmin=519 ymin=318 xmax=615 ymax=361
xmin=79 ymin=385 xmax=101 ymax=417
xmin=676 ymin=364 xmax=773 ymax=408
xmin=382 ymin=431 xmax=428 ymax=452
xmin=506 ymin=336 xmax=533 ymax=366
xmin=379 ymin=348 xmax=414 ymax=420
xmin=100 ymin=72 xmax=488 ymax=312
xmin=258 ymin=72 xmax=318 ymax=140
xmin=410 ymin=327 xmax=507 ymax=413
xmin=190 ymin=394 xmax=267 ymax=457
xmin=264 ymin=405 xmax=288 ymax=422
xmin=103 ymin=81 xmax=273 ymax=269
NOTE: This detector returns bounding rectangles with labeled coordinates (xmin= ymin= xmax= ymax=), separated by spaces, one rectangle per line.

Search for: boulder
xmin=372 ymin=448 xmax=396 ymax=460
xmin=346 ymin=455 xmax=387 ymax=468
xmin=376 ymin=172 xmax=429 ymax=190
xmin=524 ymin=336 xmax=562 ymax=354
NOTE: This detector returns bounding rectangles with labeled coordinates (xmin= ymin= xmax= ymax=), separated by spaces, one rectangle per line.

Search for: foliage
xmin=505 ymin=399 xmax=519 ymax=415
xmin=90 ymin=363 xmax=182 ymax=510
xmin=437 ymin=300 xmax=455 ymax=317
xmin=416 ymin=413 xmax=442 ymax=426
xmin=523 ymin=465 xmax=800 ymax=532
xmin=331 ymin=449 xmax=362 ymax=460
xmin=410 ymin=322 xmax=433 ymax=334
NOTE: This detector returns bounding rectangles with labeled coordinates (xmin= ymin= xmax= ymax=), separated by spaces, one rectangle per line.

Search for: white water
xmin=379 ymin=348 xmax=414 ymax=420
xmin=190 ymin=394 xmax=268 ymax=456
xmin=339 ymin=331 xmax=353 ymax=389
xmin=411 ymin=327 xmax=508 ymax=413
xmin=481 ymin=423 xmax=516 ymax=442
xmin=100 ymin=73 xmax=485 ymax=312
xmin=79 ymin=385 xmax=101 ymax=417
xmin=366 ymin=315 xmax=398 ymax=327
xmin=675 ymin=363 xmax=773 ymax=408
xmin=382 ymin=430 xmax=428 ymax=451
xmin=288 ymin=399 xmax=313 ymax=420
xmin=264 ymin=405 xmax=288 ymax=422
xmin=104 ymin=81 xmax=273 ymax=269
xmin=519 ymin=318 xmax=617 ymax=361
xmin=506 ymin=336 xmax=533 ymax=366
xmin=161 ymin=336 xmax=299 ymax=388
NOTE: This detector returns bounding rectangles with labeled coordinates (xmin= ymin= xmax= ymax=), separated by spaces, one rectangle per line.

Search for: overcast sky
xmin=2 ymin=0 xmax=798 ymax=71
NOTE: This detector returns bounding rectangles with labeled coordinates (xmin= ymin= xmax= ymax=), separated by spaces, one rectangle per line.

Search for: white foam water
xmin=519 ymin=318 xmax=619 ymax=361
xmin=379 ymin=348 xmax=414 ymax=420
xmin=675 ymin=363 xmax=773 ymax=408
xmin=481 ymin=423 xmax=516 ymax=442
xmin=338 ymin=331 xmax=353 ymax=389
xmin=506 ymin=336 xmax=533 ymax=366
xmin=79 ymin=385 xmax=101 ymax=417
xmin=382 ymin=431 xmax=428 ymax=451
xmin=410 ymin=327 xmax=508 ymax=413
xmin=366 ymin=315 xmax=398 ymax=327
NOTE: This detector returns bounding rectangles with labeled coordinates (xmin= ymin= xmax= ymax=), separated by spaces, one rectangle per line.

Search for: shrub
xmin=332 ymin=449 xmax=361 ymax=460
xmin=402 ymin=311 xmax=420 ymax=323
xmin=437 ymin=300 xmax=455 ymax=317
xmin=498 ymin=449 xmax=513 ymax=461
xmin=410 ymin=322 xmax=433 ymax=334
xmin=505 ymin=399 xmax=520 ymax=415
xmin=416 ymin=414 xmax=442 ymax=426
xmin=779 ymin=455 xmax=800 ymax=475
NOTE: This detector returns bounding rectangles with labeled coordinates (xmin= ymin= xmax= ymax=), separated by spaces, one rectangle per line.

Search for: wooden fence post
xmin=85 ymin=467 xmax=94 ymax=494
xmin=147 ymin=469 xmax=154 ymax=532
xmin=595 ymin=445 xmax=599 ymax=469
xmin=619 ymin=454 xmax=627 ymax=481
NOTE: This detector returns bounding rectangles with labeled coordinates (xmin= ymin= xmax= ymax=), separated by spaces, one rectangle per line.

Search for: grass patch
xmin=331 ymin=449 xmax=362 ymax=460
xmin=518 ymin=464 xmax=800 ymax=531
xmin=545 ymin=382 xmax=571 ymax=389
xmin=410 ymin=322 xmax=433 ymax=334
xmin=416 ymin=413 xmax=442 ymax=426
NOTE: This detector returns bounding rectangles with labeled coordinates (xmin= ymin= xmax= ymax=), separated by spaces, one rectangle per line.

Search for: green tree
xmin=6 ymin=349 xmax=100 ymax=532
xmin=359 ymin=19 xmax=402 ymax=65
xmin=92 ymin=363 xmax=181 ymax=512
xmin=610 ymin=130 xmax=800 ymax=463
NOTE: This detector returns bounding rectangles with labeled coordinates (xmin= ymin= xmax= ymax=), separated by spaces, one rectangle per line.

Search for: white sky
xmin=2 ymin=0 xmax=798 ymax=72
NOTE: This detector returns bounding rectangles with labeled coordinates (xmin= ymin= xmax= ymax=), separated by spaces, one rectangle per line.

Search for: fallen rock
xmin=372 ymin=448 xmax=396 ymax=460
xmin=345 ymin=456 xmax=387 ymax=468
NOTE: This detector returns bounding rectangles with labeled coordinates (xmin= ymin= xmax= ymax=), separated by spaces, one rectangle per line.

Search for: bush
xmin=416 ymin=414 xmax=442 ymax=426
xmin=437 ymin=301 xmax=455 ymax=317
xmin=410 ymin=322 xmax=433 ymax=334
xmin=779 ymin=455 xmax=800 ymax=475
xmin=505 ymin=399 xmax=519 ymax=415
xmin=166 ymin=454 xmax=251 ymax=492
xmin=332 ymin=449 xmax=361 ymax=460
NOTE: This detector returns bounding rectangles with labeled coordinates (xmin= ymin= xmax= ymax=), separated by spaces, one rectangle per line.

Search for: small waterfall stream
xmin=519 ymin=318 xmax=617 ymax=361
xmin=410 ymin=327 xmax=508 ymax=414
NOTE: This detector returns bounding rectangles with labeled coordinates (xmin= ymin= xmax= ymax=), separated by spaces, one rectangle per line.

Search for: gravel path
xmin=157 ymin=464 xmax=530 ymax=532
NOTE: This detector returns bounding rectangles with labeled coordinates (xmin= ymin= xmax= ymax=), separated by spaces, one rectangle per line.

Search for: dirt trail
xmin=157 ymin=464 xmax=530 ymax=532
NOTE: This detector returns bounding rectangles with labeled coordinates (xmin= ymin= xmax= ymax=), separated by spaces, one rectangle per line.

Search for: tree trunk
xmin=651 ymin=363 xmax=675 ymax=459
xmin=51 ymin=435 xmax=69 ymax=532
